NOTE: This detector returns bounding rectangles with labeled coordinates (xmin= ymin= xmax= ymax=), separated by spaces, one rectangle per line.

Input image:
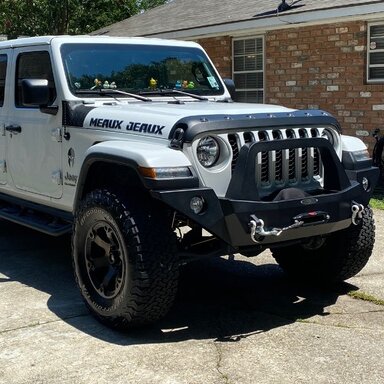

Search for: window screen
xmin=233 ymin=37 xmax=264 ymax=103
xmin=367 ymin=23 xmax=384 ymax=82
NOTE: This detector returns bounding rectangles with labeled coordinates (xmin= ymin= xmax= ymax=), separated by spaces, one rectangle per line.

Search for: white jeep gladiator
xmin=0 ymin=35 xmax=379 ymax=329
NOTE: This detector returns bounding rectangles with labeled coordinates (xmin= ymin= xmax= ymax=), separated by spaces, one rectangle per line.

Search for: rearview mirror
xmin=223 ymin=78 xmax=235 ymax=100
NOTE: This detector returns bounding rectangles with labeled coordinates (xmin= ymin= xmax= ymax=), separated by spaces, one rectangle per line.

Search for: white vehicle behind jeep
xmin=0 ymin=36 xmax=379 ymax=329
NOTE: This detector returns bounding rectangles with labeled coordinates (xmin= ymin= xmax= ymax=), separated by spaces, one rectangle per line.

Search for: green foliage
xmin=0 ymin=0 xmax=168 ymax=38
xmin=370 ymin=197 xmax=384 ymax=210
xmin=370 ymin=185 xmax=384 ymax=210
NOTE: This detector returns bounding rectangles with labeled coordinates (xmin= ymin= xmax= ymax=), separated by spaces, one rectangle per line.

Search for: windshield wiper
xmin=74 ymin=88 xmax=152 ymax=102
xmin=139 ymin=89 xmax=208 ymax=101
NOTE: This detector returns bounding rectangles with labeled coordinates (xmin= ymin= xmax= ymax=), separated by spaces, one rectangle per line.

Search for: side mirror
xmin=21 ymin=79 xmax=50 ymax=106
xmin=223 ymin=78 xmax=236 ymax=100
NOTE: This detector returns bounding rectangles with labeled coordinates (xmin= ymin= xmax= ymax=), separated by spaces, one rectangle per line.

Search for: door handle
xmin=5 ymin=125 xmax=22 ymax=133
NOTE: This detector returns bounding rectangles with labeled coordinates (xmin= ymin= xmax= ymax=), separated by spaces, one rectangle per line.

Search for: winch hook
xmin=351 ymin=202 xmax=364 ymax=225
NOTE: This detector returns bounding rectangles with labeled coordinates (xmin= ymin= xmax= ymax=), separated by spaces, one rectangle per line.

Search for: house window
xmin=233 ymin=37 xmax=264 ymax=103
xmin=367 ymin=22 xmax=384 ymax=82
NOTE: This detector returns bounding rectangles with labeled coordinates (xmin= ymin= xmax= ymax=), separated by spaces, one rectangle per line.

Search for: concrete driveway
xmin=0 ymin=210 xmax=383 ymax=384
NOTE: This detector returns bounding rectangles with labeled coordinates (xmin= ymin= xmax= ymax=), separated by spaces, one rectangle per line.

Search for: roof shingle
xmin=93 ymin=0 xmax=384 ymax=38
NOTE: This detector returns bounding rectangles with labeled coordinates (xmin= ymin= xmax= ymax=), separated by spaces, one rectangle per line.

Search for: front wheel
xmin=72 ymin=189 xmax=179 ymax=329
xmin=271 ymin=206 xmax=375 ymax=283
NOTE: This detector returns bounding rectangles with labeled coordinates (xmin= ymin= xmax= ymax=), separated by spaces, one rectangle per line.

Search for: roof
xmin=0 ymin=35 xmax=199 ymax=49
xmin=93 ymin=0 xmax=384 ymax=39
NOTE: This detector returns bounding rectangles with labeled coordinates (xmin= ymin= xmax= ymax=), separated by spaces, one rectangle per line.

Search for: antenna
xmin=278 ymin=0 xmax=291 ymax=13
xmin=253 ymin=0 xmax=303 ymax=18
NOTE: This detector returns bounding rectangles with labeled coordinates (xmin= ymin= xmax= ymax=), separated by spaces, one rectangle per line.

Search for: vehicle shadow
xmin=0 ymin=221 xmax=355 ymax=345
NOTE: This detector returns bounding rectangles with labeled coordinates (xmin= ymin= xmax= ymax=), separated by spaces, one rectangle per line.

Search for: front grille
xmin=228 ymin=127 xmax=324 ymax=189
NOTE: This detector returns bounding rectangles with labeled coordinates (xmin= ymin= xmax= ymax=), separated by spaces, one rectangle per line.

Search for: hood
xmin=66 ymin=100 xmax=294 ymax=140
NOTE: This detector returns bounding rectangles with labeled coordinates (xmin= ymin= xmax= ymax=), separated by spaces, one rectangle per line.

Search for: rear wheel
xmin=272 ymin=207 xmax=375 ymax=283
xmin=72 ymin=189 xmax=179 ymax=329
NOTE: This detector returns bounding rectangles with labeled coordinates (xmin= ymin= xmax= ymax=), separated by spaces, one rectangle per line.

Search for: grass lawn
xmin=370 ymin=184 xmax=384 ymax=210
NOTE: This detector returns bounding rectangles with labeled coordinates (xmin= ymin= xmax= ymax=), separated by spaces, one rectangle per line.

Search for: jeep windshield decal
xmin=61 ymin=43 xmax=224 ymax=98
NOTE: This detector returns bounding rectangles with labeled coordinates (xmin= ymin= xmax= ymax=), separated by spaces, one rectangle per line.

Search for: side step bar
xmin=0 ymin=197 xmax=72 ymax=236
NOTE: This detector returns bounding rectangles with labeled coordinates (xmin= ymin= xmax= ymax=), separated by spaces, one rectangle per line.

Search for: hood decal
xmin=89 ymin=118 xmax=124 ymax=129
xmin=88 ymin=118 xmax=165 ymax=135
xmin=126 ymin=121 xmax=164 ymax=135
xmin=62 ymin=101 xmax=95 ymax=127
xmin=63 ymin=101 xmax=165 ymax=135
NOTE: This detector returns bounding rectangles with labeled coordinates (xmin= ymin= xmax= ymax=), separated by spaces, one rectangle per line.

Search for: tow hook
xmin=249 ymin=215 xmax=304 ymax=244
xmin=351 ymin=202 xmax=364 ymax=225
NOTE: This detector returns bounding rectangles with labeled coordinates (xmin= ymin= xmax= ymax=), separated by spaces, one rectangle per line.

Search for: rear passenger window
xmin=0 ymin=54 xmax=7 ymax=107
xmin=15 ymin=51 xmax=56 ymax=107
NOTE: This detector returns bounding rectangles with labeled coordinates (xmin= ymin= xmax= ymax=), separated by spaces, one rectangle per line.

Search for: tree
xmin=0 ymin=0 xmax=168 ymax=39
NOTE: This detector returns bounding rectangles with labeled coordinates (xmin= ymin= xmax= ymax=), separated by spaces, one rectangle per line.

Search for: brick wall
xmin=197 ymin=21 xmax=384 ymax=151
xmin=197 ymin=36 xmax=232 ymax=78
xmin=265 ymin=20 xmax=384 ymax=152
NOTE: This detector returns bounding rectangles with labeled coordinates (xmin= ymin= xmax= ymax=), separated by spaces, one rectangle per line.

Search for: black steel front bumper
xmin=151 ymin=139 xmax=379 ymax=248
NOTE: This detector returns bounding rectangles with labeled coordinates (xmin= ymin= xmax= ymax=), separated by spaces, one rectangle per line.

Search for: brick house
xmin=94 ymin=0 xmax=384 ymax=150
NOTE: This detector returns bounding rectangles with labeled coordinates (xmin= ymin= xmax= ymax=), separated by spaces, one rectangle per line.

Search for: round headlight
xmin=197 ymin=136 xmax=220 ymax=167
xmin=321 ymin=129 xmax=335 ymax=145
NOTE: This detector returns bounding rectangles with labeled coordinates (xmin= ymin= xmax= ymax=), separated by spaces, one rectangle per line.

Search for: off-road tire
xmin=72 ymin=189 xmax=178 ymax=329
xmin=271 ymin=206 xmax=375 ymax=283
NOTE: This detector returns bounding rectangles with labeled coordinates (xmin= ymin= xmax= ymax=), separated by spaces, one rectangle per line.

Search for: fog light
xmin=190 ymin=196 xmax=205 ymax=214
xmin=362 ymin=177 xmax=369 ymax=191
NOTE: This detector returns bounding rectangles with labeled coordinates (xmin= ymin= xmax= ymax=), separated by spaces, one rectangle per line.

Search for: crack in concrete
xmin=213 ymin=341 xmax=230 ymax=384
xmin=332 ymin=309 xmax=384 ymax=315
xmin=347 ymin=290 xmax=384 ymax=306
xmin=295 ymin=317 xmax=384 ymax=331
xmin=0 ymin=313 xmax=90 ymax=334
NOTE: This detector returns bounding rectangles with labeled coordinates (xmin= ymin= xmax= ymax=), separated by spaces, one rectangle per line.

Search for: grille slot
xmin=227 ymin=127 xmax=325 ymax=189
xmin=228 ymin=134 xmax=240 ymax=172
xmin=258 ymin=131 xmax=269 ymax=183
xmin=273 ymin=130 xmax=283 ymax=182
xmin=286 ymin=129 xmax=297 ymax=181
xmin=313 ymin=149 xmax=321 ymax=176
xmin=299 ymin=129 xmax=309 ymax=179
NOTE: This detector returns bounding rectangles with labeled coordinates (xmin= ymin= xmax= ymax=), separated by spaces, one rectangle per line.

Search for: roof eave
xmin=140 ymin=2 xmax=384 ymax=39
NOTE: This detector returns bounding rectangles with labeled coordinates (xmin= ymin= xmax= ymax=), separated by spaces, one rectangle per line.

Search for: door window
xmin=0 ymin=54 xmax=7 ymax=107
xmin=15 ymin=51 xmax=56 ymax=107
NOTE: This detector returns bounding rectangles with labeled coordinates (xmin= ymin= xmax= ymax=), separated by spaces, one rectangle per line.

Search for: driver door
xmin=5 ymin=49 xmax=62 ymax=199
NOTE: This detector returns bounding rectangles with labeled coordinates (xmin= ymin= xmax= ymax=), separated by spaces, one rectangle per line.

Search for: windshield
xmin=61 ymin=43 xmax=224 ymax=97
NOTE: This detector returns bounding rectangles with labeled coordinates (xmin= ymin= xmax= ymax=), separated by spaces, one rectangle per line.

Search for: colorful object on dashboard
xmin=149 ymin=78 xmax=157 ymax=89
xmin=187 ymin=81 xmax=195 ymax=89
xmin=91 ymin=78 xmax=102 ymax=90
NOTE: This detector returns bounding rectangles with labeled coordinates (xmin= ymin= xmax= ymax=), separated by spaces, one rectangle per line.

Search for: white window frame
xmin=232 ymin=35 xmax=265 ymax=103
xmin=367 ymin=21 xmax=384 ymax=83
